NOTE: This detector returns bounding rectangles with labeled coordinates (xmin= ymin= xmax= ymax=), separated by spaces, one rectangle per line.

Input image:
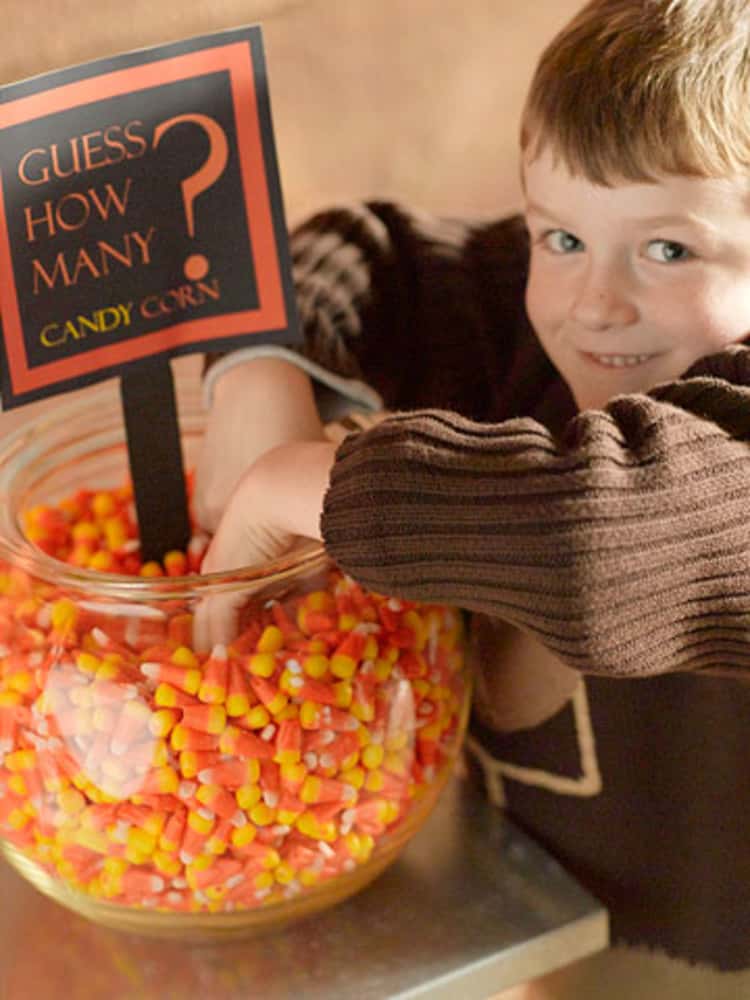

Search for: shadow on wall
xmin=1 ymin=0 xmax=583 ymax=222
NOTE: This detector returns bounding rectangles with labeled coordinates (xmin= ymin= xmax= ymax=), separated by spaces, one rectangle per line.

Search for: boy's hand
xmin=194 ymin=439 xmax=337 ymax=650
xmin=194 ymin=357 xmax=324 ymax=533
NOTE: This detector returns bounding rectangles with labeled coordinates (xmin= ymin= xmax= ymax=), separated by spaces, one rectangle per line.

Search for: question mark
xmin=153 ymin=113 xmax=229 ymax=281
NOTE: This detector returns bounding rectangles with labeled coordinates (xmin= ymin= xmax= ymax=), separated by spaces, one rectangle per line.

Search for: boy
xmin=197 ymin=1 xmax=750 ymax=994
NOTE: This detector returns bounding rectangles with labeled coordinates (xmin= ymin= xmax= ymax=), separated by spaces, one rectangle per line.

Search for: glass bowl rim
xmin=0 ymin=376 xmax=328 ymax=600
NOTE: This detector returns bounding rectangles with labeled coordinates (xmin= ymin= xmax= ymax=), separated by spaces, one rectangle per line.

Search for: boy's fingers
xmin=193 ymin=589 xmax=246 ymax=653
xmin=193 ymin=439 xmax=332 ymax=651
xmin=194 ymin=505 xmax=295 ymax=652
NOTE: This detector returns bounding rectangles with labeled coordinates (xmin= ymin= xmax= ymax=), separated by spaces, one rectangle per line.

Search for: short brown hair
xmin=520 ymin=0 xmax=750 ymax=184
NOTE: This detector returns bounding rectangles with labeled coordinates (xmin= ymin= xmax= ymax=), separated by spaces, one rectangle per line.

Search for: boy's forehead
xmin=521 ymin=148 xmax=750 ymax=220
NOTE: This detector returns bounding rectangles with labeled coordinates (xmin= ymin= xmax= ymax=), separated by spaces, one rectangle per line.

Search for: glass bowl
xmin=0 ymin=375 xmax=470 ymax=939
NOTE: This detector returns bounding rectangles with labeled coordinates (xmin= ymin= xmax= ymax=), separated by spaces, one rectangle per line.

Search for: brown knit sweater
xmin=299 ymin=203 xmax=750 ymax=681
xmin=238 ymin=201 xmax=750 ymax=970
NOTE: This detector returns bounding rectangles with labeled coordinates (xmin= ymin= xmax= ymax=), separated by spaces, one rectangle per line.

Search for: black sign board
xmin=0 ymin=27 xmax=300 ymax=561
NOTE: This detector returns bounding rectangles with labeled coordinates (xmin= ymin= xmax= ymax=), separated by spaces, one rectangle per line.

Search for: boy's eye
xmin=542 ymin=229 xmax=583 ymax=253
xmin=645 ymin=239 xmax=693 ymax=263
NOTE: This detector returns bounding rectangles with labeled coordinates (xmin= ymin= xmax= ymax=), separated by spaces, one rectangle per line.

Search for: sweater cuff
xmin=202 ymin=345 xmax=382 ymax=423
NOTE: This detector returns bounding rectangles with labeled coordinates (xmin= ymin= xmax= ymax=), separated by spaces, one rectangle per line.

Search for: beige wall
xmin=1 ymin=0 xmax=582 ymax=223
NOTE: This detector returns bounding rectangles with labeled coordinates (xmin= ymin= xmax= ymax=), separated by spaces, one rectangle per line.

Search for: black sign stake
xmin=120 ymin=360 xmax=191 ymax=563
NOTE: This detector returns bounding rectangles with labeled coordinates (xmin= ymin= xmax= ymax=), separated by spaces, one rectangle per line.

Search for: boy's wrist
xmin=253 ymin=439 xmax=337 ymax=542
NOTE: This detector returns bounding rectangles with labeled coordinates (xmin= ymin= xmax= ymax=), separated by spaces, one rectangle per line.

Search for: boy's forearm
xmin=211 ymin=357 xmax=321 ymax=435
xmin=320 ymin=380 xmax=750 ymax=680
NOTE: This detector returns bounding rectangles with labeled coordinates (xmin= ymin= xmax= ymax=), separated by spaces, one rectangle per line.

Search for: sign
xmin=0 ymin=25 xmax=299 ymax=409
xmin=0 ymin=27 xmax=300 ymax=561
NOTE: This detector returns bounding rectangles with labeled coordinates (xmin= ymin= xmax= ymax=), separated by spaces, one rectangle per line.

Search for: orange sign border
xmin=0 ymin=41 xmax=287 ymax=396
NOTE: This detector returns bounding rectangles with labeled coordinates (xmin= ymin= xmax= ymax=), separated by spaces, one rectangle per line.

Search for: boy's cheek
xmin=525 ymin=280 xmax=558 ymax=341
xmin=524 ymin=274 xmax=544 ymax=331
xmin=525 ymin=258 xmax=563 ymax=317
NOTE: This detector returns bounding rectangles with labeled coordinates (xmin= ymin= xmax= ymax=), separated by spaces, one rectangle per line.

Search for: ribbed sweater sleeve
xmin=289 ymin=202 xmax=518 ymax=417
xmin=321 ymin=349 xmax=750 ymax=678
xmin=205 ymin=201 xmax=504 ymax=414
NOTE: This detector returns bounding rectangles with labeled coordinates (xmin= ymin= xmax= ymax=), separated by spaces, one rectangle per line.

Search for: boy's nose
xmin=569 ymin=274 xmax=638 ymax=330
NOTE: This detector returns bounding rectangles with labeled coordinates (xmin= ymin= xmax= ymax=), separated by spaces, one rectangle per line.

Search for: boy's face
xmin=523 ymin=148 xmax=750 ymax=411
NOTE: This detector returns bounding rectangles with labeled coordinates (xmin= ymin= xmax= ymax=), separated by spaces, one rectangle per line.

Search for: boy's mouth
xmin=581 ymin=352 xmax=655 ymax=369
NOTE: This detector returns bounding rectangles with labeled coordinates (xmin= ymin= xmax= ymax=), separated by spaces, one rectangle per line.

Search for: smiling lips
xmin=582 ymin=352 xmax=654 ymax=368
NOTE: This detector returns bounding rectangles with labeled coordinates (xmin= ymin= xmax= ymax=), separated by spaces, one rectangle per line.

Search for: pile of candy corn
xmin=0 ymin=485 xmax=466 ymax=914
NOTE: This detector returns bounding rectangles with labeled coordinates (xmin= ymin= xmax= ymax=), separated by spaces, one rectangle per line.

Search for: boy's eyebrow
xmin=635 ymin=213 xmax=720 ymax=232
xmin=523 ymin=200 xmax=559 ymax=219
xmin=523 ymin=200 xmax=581 ymax=229
xmin=524 ymin=201 xmax=720 ymax=235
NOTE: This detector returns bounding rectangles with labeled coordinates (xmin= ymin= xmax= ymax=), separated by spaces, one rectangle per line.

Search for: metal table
xmin=0 ymin=773 xmax=607 ymax=1000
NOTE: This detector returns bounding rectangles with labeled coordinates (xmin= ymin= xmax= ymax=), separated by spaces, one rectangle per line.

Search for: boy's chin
xmin=573 ymin=386 xmax=619 ymax=413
